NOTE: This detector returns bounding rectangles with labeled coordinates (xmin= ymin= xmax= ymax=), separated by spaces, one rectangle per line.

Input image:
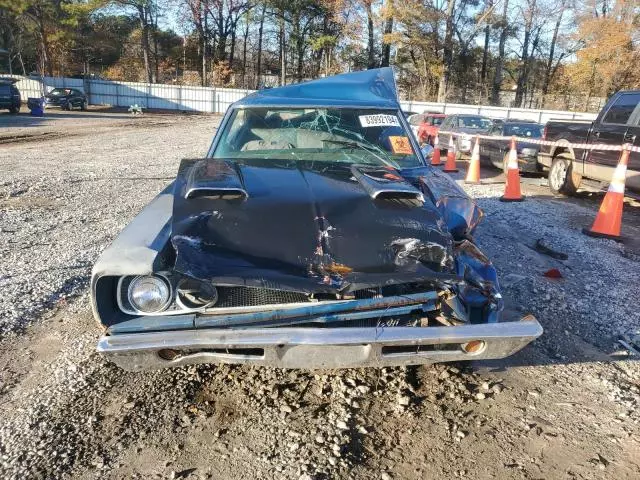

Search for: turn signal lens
xmin=461 ymin=340 xmax=486 ymax=354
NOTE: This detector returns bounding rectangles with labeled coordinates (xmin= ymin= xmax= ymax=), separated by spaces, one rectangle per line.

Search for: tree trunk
xmin=136 ymin=5 xmax=152 ymax=83
xmin=202 ymin=11 xmax=208 ymax=86
xmin=152 ymin=11 xmax=159 ymax=82
xmin=37 ymin=14 xmax=53 ymax=76
xmin=542 ymin=1 xmax=565 ymax=100
xmin=293 ymin=14 xmax=304 ymax=82
xmin=256 ymin=4 xmax=266 ymax=88
xmin=480 ymin=1 xmax=491 ymax=84
xmin=229 ymin=29 xmax=236 ymax=67
xmin=279 ymin=13 xmax=286 ymax=85
xmin=381 ymin=1 xmax=393 ymax=67
xmin=490 ymin=0 xmax=509 ymax=105
xmin=242 ymin=15 xmax=249 ymax=88
xmin=437 ymin=0 xmax=456 ymax=102
xmin=366 ymin=2 xmax=375 ymax=69
xmin=514 ymin=0 xmax=536 ymax=107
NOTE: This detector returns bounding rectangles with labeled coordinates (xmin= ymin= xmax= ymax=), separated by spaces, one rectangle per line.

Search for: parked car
xmin=417 ymin=113 xmax=446 ymax=145
xmin=406 ymin=112 xmax=426 ymax=138
xmin=0 ymin=78 xmax=21 ymax=113
xmin=480 ymin=120 xmax=544 ymax=173
xmin=438 ymin=114 xmax=493 ymax=158
xmin=539 ymin=90 xmax=640 ymax=194
xmin=45 ymin=87 xmax=88 ymax=110
xmin=91 ymin=67 xmax=541 ymax=371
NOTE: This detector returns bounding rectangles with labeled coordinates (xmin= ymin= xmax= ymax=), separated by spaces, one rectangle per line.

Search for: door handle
xmin=624 ymin=133 xmax=637 ymax=143
xmin=594 ymin=130 xmax=600 ymax=138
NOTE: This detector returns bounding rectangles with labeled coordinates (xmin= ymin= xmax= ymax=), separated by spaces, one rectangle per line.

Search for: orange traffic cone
xmin=583 ymin=146 xmax=629 ymax=241
xmin=431 ymin=134 xmax=442 ymax=166
xmin=500 ymin=137 xmax=523 ymax=202
xmin=443 ymin=136 xmax=459 ymax=173
xmin=465 ymin=135 xmax=481 ymax=183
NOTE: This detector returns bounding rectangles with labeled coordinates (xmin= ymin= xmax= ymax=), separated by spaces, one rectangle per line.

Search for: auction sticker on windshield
xmin=359 ymin=114 xmax=400 ymax=128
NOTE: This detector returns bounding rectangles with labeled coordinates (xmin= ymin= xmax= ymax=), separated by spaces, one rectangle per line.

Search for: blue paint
xmin=195 ymin=291 xmax=438 ymax=328
xmin=108 ymin=314 xmax=195 ymax=334
xmin=236 ymin=68 xmax=400 ymax=110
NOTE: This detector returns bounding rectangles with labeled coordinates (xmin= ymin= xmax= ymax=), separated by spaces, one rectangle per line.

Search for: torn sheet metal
xmin=402 ymin=167 xmax=484 ymax=238
xmin=171 ymin=158 xmax=457 ymax=293
xmin=453 ymin=240 xmax=502 ymax=323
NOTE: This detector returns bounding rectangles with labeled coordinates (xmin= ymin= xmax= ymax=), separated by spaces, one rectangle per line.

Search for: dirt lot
xmin=0 ymin=109 xmax=638 ymax=480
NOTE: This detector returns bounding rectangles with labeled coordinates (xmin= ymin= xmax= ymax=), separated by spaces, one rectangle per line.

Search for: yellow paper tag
xmin=389 ymin=136 xmax=413 ymax=155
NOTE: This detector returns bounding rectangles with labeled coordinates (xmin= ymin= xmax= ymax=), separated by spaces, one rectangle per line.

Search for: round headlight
xmin=176 ymin=278 xmax=218 ymax=310
xmin=127 ymin=275 xmax=171 ymax=313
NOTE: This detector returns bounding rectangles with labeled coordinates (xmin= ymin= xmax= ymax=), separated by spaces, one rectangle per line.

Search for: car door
xmin=73 ymin=89 xmax=83 ymax=107
xmin=439 ymin=116 xmax=454 ymax=150
xmin=586 ymin=92 xmax=640 ymax=180
xmin=481 ymin=125 xmax=499 ymax=163
xmin=407 ymin=114 xmax=424 ymax=138
xmin=620 ymin=105 xmax=640 ymax=191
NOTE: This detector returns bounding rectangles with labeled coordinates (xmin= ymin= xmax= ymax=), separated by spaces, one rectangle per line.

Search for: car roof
xmin=234 ymin=68 xmax=401 ymax=109
xmin=502 ymin=120 xmax=543 ymax=126
xmin=0 ymin=77 xmax=19 ymax=85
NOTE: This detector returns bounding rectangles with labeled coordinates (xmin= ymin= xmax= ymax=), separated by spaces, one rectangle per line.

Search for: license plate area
xmin=277 ymin=344 xmax=372 ymax=368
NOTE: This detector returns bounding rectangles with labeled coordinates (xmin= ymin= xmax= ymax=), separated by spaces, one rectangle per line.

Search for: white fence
xmin=399 ymin=100 xmax=597 ymax=124
xmin=7 ymin=75 xmax=598 ymax=122
xmin=11 ymin=76 xmax=252 ymax=114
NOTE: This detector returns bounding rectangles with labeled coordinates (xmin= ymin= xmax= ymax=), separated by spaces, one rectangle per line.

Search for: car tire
xmin=81 ymin=100 xmax=87 ymax=111
xmin=9 ymin=105 xmax=19 ymax=114
xmin=549 ymin=155 xmax=581 ymax=195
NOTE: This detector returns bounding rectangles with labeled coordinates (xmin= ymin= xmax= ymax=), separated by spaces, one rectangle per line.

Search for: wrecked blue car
xmin=92 ymin=68 xmax=542 ymax=371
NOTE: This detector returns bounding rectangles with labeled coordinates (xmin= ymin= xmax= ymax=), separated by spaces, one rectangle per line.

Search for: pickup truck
xmin=539 ymin=90 xmax=640 ymax=194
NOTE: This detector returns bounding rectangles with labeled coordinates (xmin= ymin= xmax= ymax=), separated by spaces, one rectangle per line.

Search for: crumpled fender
xmin=401 ymin=166 xmax=484 ymax=238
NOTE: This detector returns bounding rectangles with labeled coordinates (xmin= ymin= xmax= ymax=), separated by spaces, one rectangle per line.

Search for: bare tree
xmin=490 ymin=0 xmax=509 ymax=105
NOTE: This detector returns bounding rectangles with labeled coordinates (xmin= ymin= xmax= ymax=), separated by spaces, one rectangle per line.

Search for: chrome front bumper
xmin=97 ymin=316 xmax=542 ymax=371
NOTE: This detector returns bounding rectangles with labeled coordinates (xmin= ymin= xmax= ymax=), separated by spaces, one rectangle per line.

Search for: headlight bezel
xmin=117 ymin=273 xmax=223 ymax=316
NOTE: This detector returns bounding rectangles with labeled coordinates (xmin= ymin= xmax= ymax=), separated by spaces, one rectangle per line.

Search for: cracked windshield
xmin=213 ymin=108 xmax=423 ymax=169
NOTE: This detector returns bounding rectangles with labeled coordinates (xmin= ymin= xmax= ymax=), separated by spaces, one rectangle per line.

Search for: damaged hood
xmin=171 ymin=159 xmax=464 ymax=292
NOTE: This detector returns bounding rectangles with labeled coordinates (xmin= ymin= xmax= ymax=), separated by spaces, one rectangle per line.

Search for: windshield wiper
xmin=323 ymin=139 xmax=395 ymax=168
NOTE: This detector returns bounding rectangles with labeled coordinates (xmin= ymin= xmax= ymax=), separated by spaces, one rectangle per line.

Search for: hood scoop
xmin=351 ymin=165 xmax=424 ymax=203
xmin=182 ymin=159 xmax=248 ymax=200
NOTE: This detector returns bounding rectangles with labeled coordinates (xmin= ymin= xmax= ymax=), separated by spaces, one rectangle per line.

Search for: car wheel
xmin=548 ymin=155 xmax=581 ymax=195
xmin=81 ymin=100 xmax=87 ymax=111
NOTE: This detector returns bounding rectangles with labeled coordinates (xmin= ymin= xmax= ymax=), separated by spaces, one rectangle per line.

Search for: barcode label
xmin=358 ymin=114 xmax=400 ymax=128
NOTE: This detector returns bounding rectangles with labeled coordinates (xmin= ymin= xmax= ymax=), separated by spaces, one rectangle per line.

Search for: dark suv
xmin=45 ymin=87 xmax=88 ymax=110
xmin=0 ymin=79 xmax=21 ymax=113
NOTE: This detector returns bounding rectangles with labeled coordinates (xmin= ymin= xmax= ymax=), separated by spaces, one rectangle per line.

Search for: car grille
xmin=215 ymin=286 xmax=310 ymax=307
xmin=213 ymin=283 xmax=436 ymax=307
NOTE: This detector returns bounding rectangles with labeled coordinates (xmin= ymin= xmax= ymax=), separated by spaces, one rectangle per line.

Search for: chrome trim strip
xmin=371 ymin=189 xmax=424 ymax=201
xmin=97 ymin=316 xmax=543 ymax=370
xmin=185 ymin=186 xmax=248 ymax=200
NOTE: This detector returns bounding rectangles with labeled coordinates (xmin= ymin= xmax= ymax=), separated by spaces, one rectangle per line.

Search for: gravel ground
xmin=0 ymin=111 xmax=638 ymax=479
